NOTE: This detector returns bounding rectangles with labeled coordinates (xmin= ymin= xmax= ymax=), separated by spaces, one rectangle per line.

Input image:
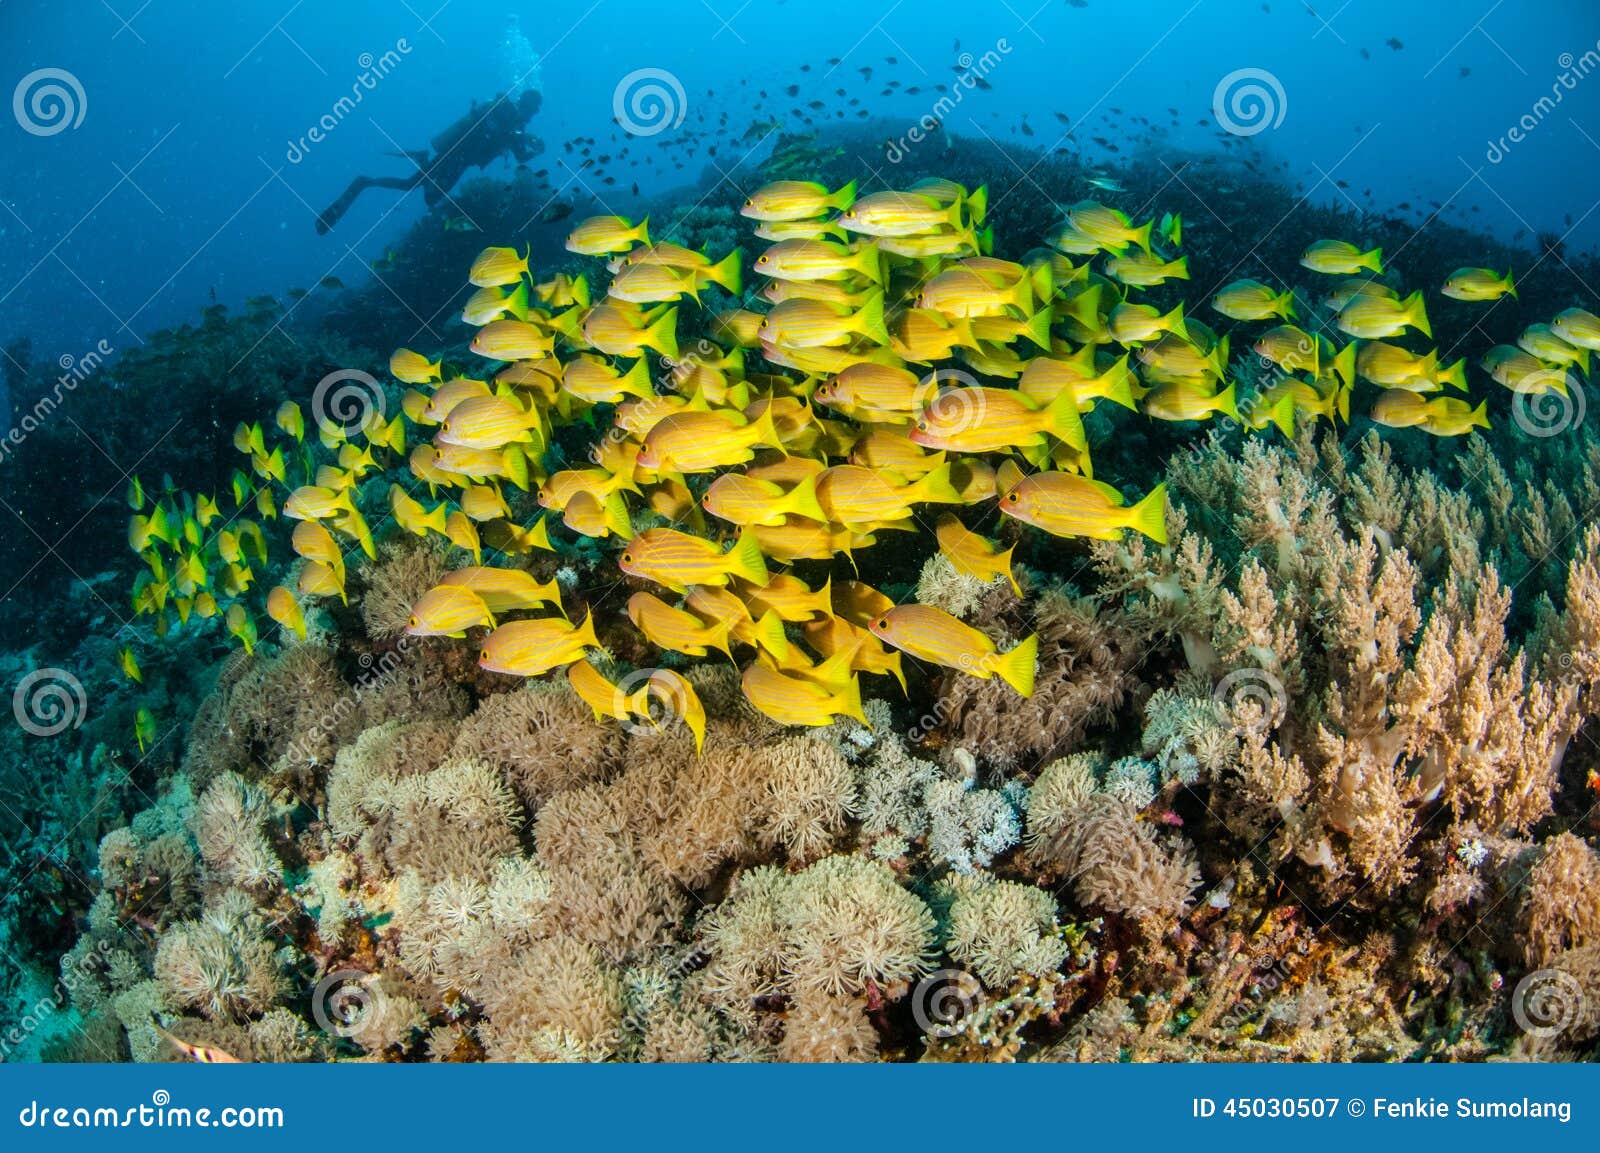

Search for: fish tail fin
xmin=753 ymin=608 xmax=789 ymax=659
xmin=828 ymin=179 xmax=857 ymax=212
xmin=978 ymin=226 xmax=995 ymax=255
xmin=571 ymin=274 xmax=593 ymax=309
xmin=752 ymin=402 xmax=788 ymax=457
xmin=620 ymin=357 xmax=655 ymax=400
xmin=506 ymin=280 xmax=531 ymax=322
xmin=810 ymin=575 xmax=833 ymax=621
xmin=646 ymin=306 xmax=680 ymax=359
xmin=1332 ymin=341 xmax=1358 ymax=388
xmin=783 ymin=472 xmax=828 ymax=523
xmin=1209 ymin=334 xmax=1231 ymax=378
xmin=1505 ymin=269 xmax=1518 ymax=300
xmin=966 ymin=184 xmax=988 ymax=224
xmin=1130 ymin=217 xmax=1154 ymax=252
xmin=1167 ymin=254 xmax=1190 ymax=281
xmin=994 ymin=634 xmax=1038 ymax=698
xmin=1163 ymin=300 xmax=1188 ymax=341
xmin=1268 ymin=391 xmax=1297 ymax=438
xmin=855 ymin=292 xmax=891 ymax=346
xmin=504 ymin=444 xmax=531 ymax=491
xmin=1102 ymin=354 xmax=1138 ymax=411
xmin=1364 ymin=246 xmax=1384 ymax=273
xmin=1471 ymin=400 xmax=1491 ymax=431
xmin=1337 ymin=382 xmax=1352 ymax=424
xmin=1438 ymin=357 xmax=1469 ymax=392
xmin=853 ymin=243 xmax=883 ymax=285
xmin=602 ymin=490 xmax=634 ymax=539
xmin=725 ymin=529 xmax=770 ymax=586
xmin=1406 ymin=290 xmax=1432 ymax=338
xmin=634 ymin=216 xmax=651 ymax=247
xmin=1129 ymin=482 xmax=1169 ymax=545
xmin=1213 ymin=382 xmax=1240 ymax=423
xmin=1043 ymin=386 xmax=1088 ymax=449
xmin=1163 ymin=212 xmax=1183 ymax=248
xmin=832 ymin=672 xmax=868 ymax=726
xmin=1030 ymin=259 xmax=1055 ymax=305
xmin=574 ymin=611 xmax=600 ymax=651
xmin=914 ymin=461 xmax=963 ymax=505
xmin=423 ymin=501 xmax=449 ymax=537
xmin=884 ymin=649 xmax=907 ymax=695
xmin=1276 ymin=288 xmax=1297 ymax=320
xmin=706 ymin=248 xmax=742 ymax=295
xmin=1021 ymin=307 xmax=1054 ymax=351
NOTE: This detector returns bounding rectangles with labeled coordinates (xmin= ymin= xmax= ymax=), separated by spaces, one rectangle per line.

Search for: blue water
xmin=2 ymin=0 xmax=1597 ymax=363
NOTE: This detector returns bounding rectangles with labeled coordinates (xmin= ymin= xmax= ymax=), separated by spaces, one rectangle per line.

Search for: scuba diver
xmin=314 ymin=87 xmax=544 ymax=234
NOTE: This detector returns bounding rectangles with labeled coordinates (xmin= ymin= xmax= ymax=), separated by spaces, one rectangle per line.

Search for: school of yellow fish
xmin=125 ymin=174 xmax=1599 ymax=746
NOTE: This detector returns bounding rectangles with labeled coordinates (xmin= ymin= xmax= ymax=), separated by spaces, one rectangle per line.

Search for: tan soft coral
xmin=448 ymin=683 xmax=626 ymax=814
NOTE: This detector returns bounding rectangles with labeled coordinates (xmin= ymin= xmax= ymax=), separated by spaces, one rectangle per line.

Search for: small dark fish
xmin=1459 ymin=66 xmax=1471 ymax=78
xmin=1360 ymin=47 xmax=1370 ymax=59
xmin=1386 ymin=37 xmax=1403 ymax=50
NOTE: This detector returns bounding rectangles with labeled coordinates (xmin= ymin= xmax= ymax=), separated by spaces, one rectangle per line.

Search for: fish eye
xmin=757 ymin=255 xmax=768 ymax=265
xmin=1006 ymin=491 xmax=1020 ymax=503
xmin=916 ymin=420 xmax=928 ymax=431
xmin=873 ymin=617 xmax=888 ymax=630
xmin=409 ymin=616 xmax=417 ymax=625
xmin=744 ymin=198 xmax=754 ymax=207
xmin=480 ymin=650 xmax=488 ymax=661
xmin=622 ymin=552 xmax=633 ymax=564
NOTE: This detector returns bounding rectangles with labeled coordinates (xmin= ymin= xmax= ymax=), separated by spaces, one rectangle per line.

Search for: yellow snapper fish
xmin=812 ymin=363 xmax=931 ymax=420
xmin=1442 ymin=266 xmax=1516 ymax=301
xmin=299 ymin=561 xmax=347 ymax=603
xmin=406 ymin=584 xmax=497 ymax=637
xmin=1550 ymin=307 xmax=1600 ymax=351
xmin=755 ymin=238 xmax=882 ymax=283
xmin=566 ymin=215 xmax=650 ymax=256
xmin=1357 ymin=343 xmax=1468 ymax=392
xmin=1300 ymin=239 xmax=1383 ymax=275
xmin=445 ymin=510 xmax=483 ymax=561
xmin=1336 ymin=289 xmax=1431 ymax=340
xmin=438 ymin=567 xmax=563 ymax=614
xmin=908 ymin=386 xmax=1086 ymax=454
xmin=740 ymin=661 xmax=866 ymax=726
xmin=291 ymin=520 xmax=346 ymax=577
xmin=390 ymin=347 xmax=442 ymax=384
xmin=461 ymin=282 xmax=531 ymax=325
xmin=479 ymin=614 xmax=600 ymax=676
xmin=741 ymin=179 xmax=857 ymax=222
xmin=225 ymin=603 xmax=257 ymax=654
xmin=266 ymin=584 xmax=307 ymax=642
xmin=119 ymin=646 xmax=142 ymax=683
xmin=618 ymin=527 xmax=769 ymax=593
xmin=562 ymin=357 xmax=655 ymax=405
xmin=1064 ymin=200 xmax=1153 ymax=253
xmin=1518 ymin=324 xmax=1589 ymax=374
xmin=275 ymin=401 xmax=305 ymax=442
xmin=1482 ymin=345 xmax=1571 ymax=395
xmin=1108 ymin=301 xmax=1187 ymax=345
xmin=1142 ymin=378 xmax=1240 ymax=425
xmin=735 ymin=573 xmax=833 ymax=623
xmin=1137 ymin=330 xmax=1230 ymax=381
xmin=133 ymin=707 xmax=158 ymax=755
xmin=1212 ymin=279 xmax=1296 ymax=322
xmin=935 ymin=514 xmax=1019 ymax=593
xmin=702 ymin=471 xmax=828 ymax=526
xmin=1105 ymin=250 xmax=1189 ymax=287
xmin=815 ymin=463 xmax=963 ymax=525
xmin=802 ymin=614 xmax=906 ymax=693
xmin=1253 ymin=325 xmax=1321 ymax=375
xmin=460 ymin=483 xmax=512 ymax=522
xmin=916 ymin=267 xmax=1034 ymax=319
xmin=635 ymin=406 xmax=787 ymax=475
xmin=468 ymin=245 xmax=530 ymax=288
xmin=390 ymin=486 xmax=449 ymax=537
xmin=583 ymin=304 xmax=680 ymax=359
xmin=999 ymin=472 xmax=1168 ymax=544
xmin=685 ymin=586 xmax=790 ymax=657
xmin=626 ymin=592 xmax=733 ymax=658
xmin=760 ymin=294 xmax=890 ymax=348
xmin=563 ymin=489 xmax=634 ymax=540
xmin=469 ymin=319 xmax=555 ymax=361
xmin=1017 ymin=350 xmax=1137 ymax=412
xmin=1372 ymin=390 xmax=1490 ymax=436
xmin=867 ymin=604 xmax=1038 ymax=697
xmin=437 ymin=394 xmax=544 ymax=450
xmin=284 ymin=485 xmax=354 ymax=522
xmin=839 ymin=191 xmax=965 ymax=238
